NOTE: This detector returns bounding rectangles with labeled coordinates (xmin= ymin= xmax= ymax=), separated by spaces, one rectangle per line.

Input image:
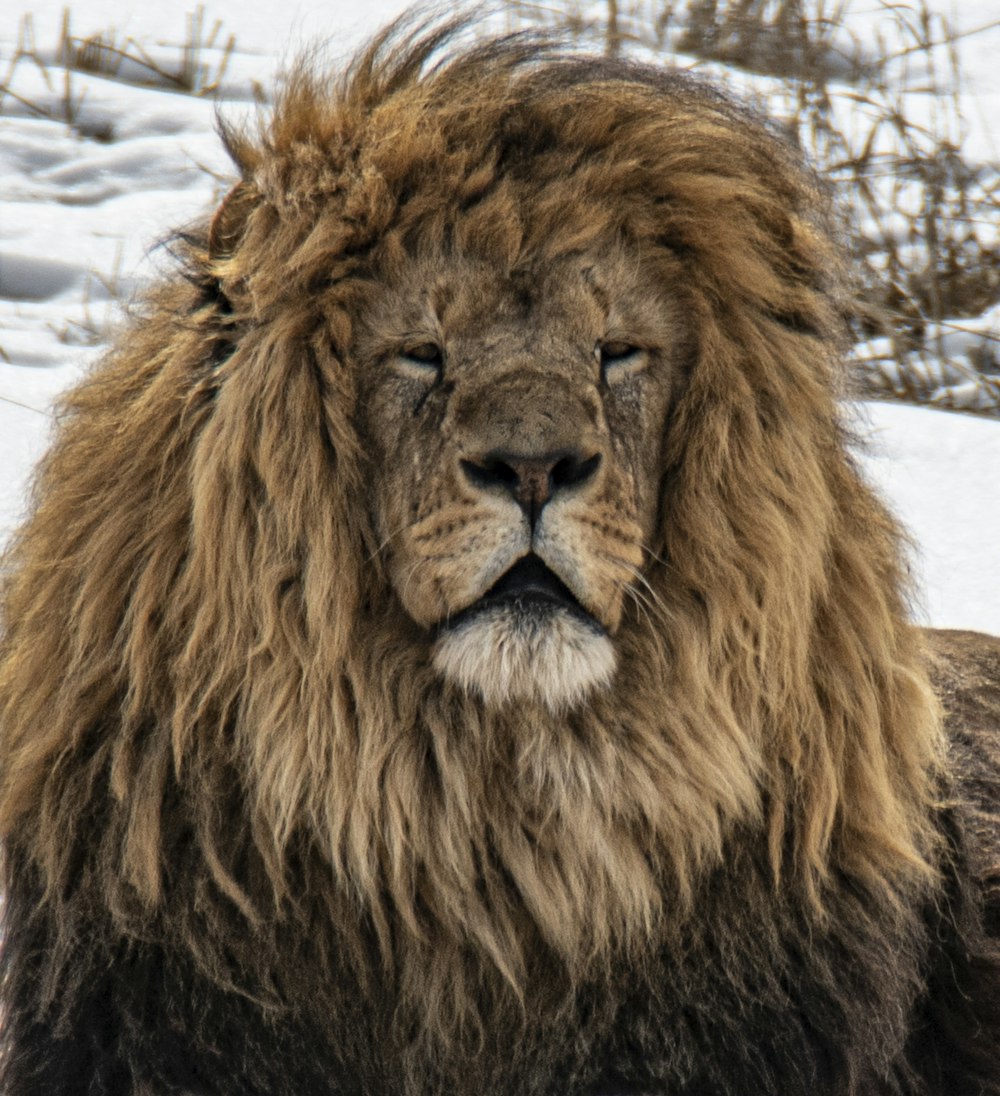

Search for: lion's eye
xmin=401 ymin=343 xmax=444 ymax=369
xmin=598 ymin=341 xmax=644 ymax=380
xmin=396 ymin=342 xmax=445 ymax=384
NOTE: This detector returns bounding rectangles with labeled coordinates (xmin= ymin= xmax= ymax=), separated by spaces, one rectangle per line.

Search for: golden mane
xmin=0 ymin=16 xmax=960 ymax=1088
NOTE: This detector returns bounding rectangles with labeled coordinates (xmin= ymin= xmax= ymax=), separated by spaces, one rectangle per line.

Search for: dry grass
xmin=57 ymin=6 xmax=236 ymax=96
xmin=0 ymin=5 xmax=236 ymax=138
xmin=0 ymin=12 xmax=86 ymax=131
xmin=509 ymin=0 xmax=1000 ymax=413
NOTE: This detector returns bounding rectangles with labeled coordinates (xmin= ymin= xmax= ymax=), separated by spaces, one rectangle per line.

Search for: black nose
xmin=461 ymin=448 xmax=602 ymax=524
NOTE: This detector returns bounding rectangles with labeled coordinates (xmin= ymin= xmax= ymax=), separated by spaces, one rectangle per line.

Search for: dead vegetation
xmin=0 ymin=5 xmax=236 ymax=139
xmin=56 ymin=6 xmax=236 ymax=96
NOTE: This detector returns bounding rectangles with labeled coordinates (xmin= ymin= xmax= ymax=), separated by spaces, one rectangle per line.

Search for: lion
xmin=0 ymin=14 xmax=997 ymax=1096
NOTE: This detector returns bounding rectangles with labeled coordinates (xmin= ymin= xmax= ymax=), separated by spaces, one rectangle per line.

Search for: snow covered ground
xmin=1 ymin=0 xmax=998 ymax=632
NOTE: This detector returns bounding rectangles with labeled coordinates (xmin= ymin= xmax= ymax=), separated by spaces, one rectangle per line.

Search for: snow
xmin=1 ymin=0 xmax=998 ymax=633
xmin=854 ymin=402 xmax=1000 ymax=635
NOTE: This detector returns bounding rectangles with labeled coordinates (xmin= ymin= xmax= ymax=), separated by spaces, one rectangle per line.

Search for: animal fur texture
xmin=0 ymin=13 xmax=997 ymax=1096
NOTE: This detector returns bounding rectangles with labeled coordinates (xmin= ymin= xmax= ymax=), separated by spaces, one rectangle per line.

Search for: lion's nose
xmin=461 ymin=449 xmax=602 ymax=524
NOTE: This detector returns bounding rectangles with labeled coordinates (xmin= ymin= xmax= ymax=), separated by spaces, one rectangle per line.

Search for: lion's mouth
xmin=442 ymin=554 xmax=601 ymax=633
xmin=432 ymin=553 xmax=615 ymax=706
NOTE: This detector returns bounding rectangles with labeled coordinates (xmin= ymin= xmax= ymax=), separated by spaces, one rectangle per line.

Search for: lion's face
xmin=355 ymin=247 xmax=689 ymax=708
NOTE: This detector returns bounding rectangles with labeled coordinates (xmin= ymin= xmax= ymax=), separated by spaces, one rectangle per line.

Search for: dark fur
xmin=1 ymin=15 xmax=997 ymax=1096
xmin=2 ymin=800 xmax=997 ymax=1095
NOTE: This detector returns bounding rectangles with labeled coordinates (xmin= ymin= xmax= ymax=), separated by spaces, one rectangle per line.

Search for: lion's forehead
xmin=357 ymin=249 xmax=684 ymax=364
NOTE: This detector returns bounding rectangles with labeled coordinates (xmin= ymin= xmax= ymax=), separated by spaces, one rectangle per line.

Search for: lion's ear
xmin=208 ymin=181 xmax=258 ymax=260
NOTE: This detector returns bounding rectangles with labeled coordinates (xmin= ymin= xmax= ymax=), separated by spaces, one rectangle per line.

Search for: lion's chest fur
xmin=87 ymin=827 xmax=934 ymax=1096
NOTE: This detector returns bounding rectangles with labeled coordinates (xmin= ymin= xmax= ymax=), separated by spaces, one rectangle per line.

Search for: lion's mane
xmin=1 ymin=14 xmax=997 ymax=1096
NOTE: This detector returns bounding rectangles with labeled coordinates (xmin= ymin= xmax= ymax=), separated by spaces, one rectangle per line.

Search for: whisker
xmin=639 ymin=541 xmax=670 ymax=569
xmin=365 ymin=522 xmax=410 ymax=564
xmin=619 ymin=579 xmax=656 ymax=631
xmin=624 ymin=580 xmax=656 ymax=614
xmin=615 ymin=560 xmax=668 ymax=621
xmin=397 ymin=556 xmax=428 ymax=610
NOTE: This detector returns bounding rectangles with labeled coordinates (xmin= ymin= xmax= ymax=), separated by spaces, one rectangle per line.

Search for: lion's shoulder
xmin=927 ymin=628 xmax=1000 ymax=747
xmin=925 ymin=628 xmax=1000 ymax=902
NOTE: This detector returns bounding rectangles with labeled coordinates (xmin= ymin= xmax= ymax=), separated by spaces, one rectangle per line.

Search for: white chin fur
xmin=432 ymin=604 xmax=616 ymax=710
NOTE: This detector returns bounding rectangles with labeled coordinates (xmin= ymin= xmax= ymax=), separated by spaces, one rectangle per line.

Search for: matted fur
xmin=0 ymin=13 xmax=997 ymax=1096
